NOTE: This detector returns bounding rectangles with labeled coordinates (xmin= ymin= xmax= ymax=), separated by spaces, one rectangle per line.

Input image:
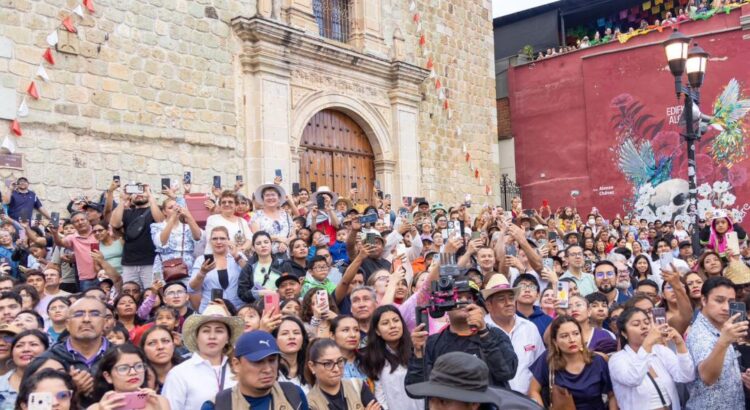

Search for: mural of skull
xmin=649 ymin=178 xmax=689 ymax=220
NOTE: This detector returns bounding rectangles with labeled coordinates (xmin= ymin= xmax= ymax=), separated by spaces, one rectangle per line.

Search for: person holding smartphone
xmin=15 ymin=368 xmax=79 ymax=410
xmin=188 ymin=227 xmax=246 ymax=313
xmin=204 ymin=191 xmax=251 ymax=255
xmin=307 ymin=187 xmax=341 ymax=248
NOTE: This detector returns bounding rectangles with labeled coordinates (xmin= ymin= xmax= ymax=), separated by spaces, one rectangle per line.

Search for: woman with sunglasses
xmin=0 ymin=329 xmax=48 ymax=407
xmin=92 ymin=221 xmax=123 ymax=276
xmin=205 ymin=191 xmax=251 ymax=254
xmin=189 ymin=226 xmax=246 ymax=313
xmin=89 ymin=344 xmax=169 ymax=410
xmin=15 ymin=368 xmax=78 ymax=410
xmin=150 ymin=198 xmax=202 ymax=280
xmin=305 ymin=338 xmax=380 ymax=410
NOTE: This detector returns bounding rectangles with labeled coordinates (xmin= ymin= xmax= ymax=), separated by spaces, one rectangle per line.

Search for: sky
xmin=492 ymin=0 xmax=560 ymax=18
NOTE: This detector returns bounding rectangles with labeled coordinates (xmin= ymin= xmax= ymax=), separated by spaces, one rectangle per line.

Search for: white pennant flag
xmin=422 ymin=47 xmax=430 ymax=57
xmin=456 ymin=126 xmax=462 ymax=137
xmin=438 ymin=88 xmax=445 ymax=101
xmin=429 ymin=69 xmax=435 ymax=79
xmin=36 ymin=64 xmax=49 ymax=82
xmin=1 ymin=136 xmax=18 ymax=154
xmin=416 ymin=22 xmax=422 ymax=32
xmin=73 ymin=4 xmax=84 ymax=17
xmin=447 ymin=108 xmax=453 ymax=119
xmin=46 ymin=31 xmax=59 ymax=47
xmin=17 ymin=98 xmax=29 ymax=117
xmin=462 ymin=143 xmax=467 ymax=153
xmin=409 ymin=1 xmax=416 ymax=12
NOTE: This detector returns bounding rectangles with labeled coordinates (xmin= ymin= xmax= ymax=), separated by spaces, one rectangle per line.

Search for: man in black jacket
xmin=405 ymin=276 xmax=518 ymax=390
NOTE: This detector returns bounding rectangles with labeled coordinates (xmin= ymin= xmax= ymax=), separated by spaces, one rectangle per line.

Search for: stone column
xmin=374 ymin=159 xmax=396 ymax=196
xmin=283 ymin=0 xmax=319 ymax=34
xmin=350 ymin=0 xmax=387 ymax=56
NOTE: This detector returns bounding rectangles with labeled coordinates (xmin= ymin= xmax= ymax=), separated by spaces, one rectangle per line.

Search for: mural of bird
xmin=618 ymin=138 xmax=673 ymax=187
xmin=710 ymin=78 xmax=750 ymax=167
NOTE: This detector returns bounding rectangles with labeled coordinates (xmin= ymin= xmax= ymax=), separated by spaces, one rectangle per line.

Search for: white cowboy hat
xmin=253 ymin=183 xmax=287 ymax=204
xmin=181 ymin=304 xmax=245 ymax=353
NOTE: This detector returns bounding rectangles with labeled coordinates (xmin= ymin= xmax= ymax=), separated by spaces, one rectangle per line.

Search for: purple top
xmin=66 ymin=337 xmax=110 ymax=368
xmin=530 ymin=353 xmax=612 ymax=410
xmin=588 ymin=327 xmax=617 ymax=354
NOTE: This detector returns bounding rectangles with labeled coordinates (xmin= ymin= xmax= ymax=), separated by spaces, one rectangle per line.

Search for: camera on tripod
xmin=416 ymin=253 xmax=481 ymax=325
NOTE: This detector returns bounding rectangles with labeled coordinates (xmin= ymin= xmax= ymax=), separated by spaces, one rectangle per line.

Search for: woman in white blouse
xmin=205 ymin=191 xmax=251 ymax=254
xmin=608 ymin=307 xmax=695 ymax=410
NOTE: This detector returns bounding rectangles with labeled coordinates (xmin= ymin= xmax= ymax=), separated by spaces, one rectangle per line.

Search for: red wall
xmin=508 ymin=5 xmax=750 ymax=219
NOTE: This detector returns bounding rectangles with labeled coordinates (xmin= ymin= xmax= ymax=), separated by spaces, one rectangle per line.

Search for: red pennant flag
xmin=11 ymin=120 xmax=22 ymax=136
xmin=43 ymin=48 xmax=55 ymax=65
xmin=465 ymin=152 xmax=471 ymax=162
xmin=419 ymin=35 xmax=425 ymax=47
xmin=435 ymin=79 xmax=442 ymax=90
xmin=413 ymin=13 xmax=420 ymax=23
xmin=62 ymin=16 xmax=77 ymax=33
xmin=83 ymin=0 xmax=95 ymax=12
xmin=425 ymin=57 xmax=433 ymax=70
xmin=475 ymin=169 xmax=480 ymax=179
xmin=443 ymin=99 xmax=449 ymax=110
xmin=27 ymin=82 xmax=39 ymax=99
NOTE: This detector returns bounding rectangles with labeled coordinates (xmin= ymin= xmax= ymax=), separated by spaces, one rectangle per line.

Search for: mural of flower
xmin=712 ymin=181 xmax=731 ymax=194
xmin=611 ymin=93 xmax=634 ymax=108
xmin=728 ymin=166 xmax=748 ymax=188
xmin=721 ymin=192 xmax=737 ymax=207
xmin=651 ymin=131 xmax=682 ymax=157
xmin=638 ymin=183 xmax=655 ymax=197
xmin=655 ymin=205 xmax=673 ymax=222
xmin=731 ymin=209 xmax=745 ymax=223
xmin=698 ymin=199 xmax=714 ymax=217
xmin=636 ymin=195 xmax=651 ymax=210
xmin=639 ymin=207 xmax=656 ymax=222
xmin=697 ymin=183 xmax=712 ymax=198
xmin=696 ymin=153 xmax=718 ymax=182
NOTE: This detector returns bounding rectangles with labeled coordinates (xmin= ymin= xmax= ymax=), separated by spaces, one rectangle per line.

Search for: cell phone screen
xmin=316 ymin=195 xmax=326 ymax=210
xmin=183 ymin=171 xmax=192 ymax=184
xmin=310 ymin=182 xmax=317 ymax=192
xmin=557 ymin=282 xmax=569 ymax=309
xmin=161 ymin=178 xmax=170 ymax=190
xmin=212 ymin=176 xmax=221 ymax=189
xmin=211 ymin=288 xmax=223 ymax=301
xmin=292 ymin=183 xmax=300 ymax=195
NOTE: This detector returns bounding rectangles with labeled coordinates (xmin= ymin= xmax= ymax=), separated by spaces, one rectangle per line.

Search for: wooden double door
xmin=300 ymin=109 xmax=375 ymax=202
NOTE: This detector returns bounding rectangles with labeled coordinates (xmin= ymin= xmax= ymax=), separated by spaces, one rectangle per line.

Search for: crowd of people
xmin=0 ymin=174 xmax=748 ymax=409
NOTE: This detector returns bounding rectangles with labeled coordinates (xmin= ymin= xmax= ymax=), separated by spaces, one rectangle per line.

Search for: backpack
xmin=213 ymin=382 xmax=303 ymax=410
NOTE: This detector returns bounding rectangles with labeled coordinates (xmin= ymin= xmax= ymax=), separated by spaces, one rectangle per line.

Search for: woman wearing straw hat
xmin=161 ymin=302 xmax=244 ymax=410
xmin=251 ymin=183 xmax=298 ymax=255
xmin=307 ymin=186 xmax=341 ymax=248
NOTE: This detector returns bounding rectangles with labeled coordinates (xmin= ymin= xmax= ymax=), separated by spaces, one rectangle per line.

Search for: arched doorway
xmin=300 ymin=109 xmax=375 ymax=202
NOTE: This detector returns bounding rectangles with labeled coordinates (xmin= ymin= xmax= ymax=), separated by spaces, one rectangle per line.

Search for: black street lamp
xmin=663 ymin=29 xmax=709 ymax=252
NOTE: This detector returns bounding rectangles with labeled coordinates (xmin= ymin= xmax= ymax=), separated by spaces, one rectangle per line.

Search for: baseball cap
xmin=235 ymin=330 xmax=280 ymax=362
xmin=275 ymin=272 xmax=300 ymax=288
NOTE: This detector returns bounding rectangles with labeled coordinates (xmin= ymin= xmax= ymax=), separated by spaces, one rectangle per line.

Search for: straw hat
xmin=311 ymin=186 xmax=339 ymax=206
xmin=480 ymin=274 xmax=520 ymax=300
xmin=181 ymin=304 xmax=245 ymax=353
xmin=253 ymin=183 xmax=287 ymax=204
xmin=725 ymin=260 xmax=750 ymax=286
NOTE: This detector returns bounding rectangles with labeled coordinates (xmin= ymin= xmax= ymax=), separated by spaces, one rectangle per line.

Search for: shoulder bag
xmin=160 ymin=225 xmax=189 ymax=282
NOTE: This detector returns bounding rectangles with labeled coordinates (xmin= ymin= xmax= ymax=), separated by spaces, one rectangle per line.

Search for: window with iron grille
xmin=312 ymin=0 xmax=352 ymax=42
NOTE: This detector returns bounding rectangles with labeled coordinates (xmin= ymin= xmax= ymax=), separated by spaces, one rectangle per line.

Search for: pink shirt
xmin=63 ymin=232 xmax=97 ymax=280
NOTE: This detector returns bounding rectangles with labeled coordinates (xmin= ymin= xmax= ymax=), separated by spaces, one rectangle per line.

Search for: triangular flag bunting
xmin=409 ymin=1 xmax=416 ymax=12
xmin=422 ymin=46 xmax=429 ymax=57
xmin=435 ymin=79 xmax=442 ymax=90
xmin=429 ymin=68 xmax=435 ymax=78
xmin=1 ymin=136 xmax=18 ymax=154
xmin=465 ymin=152 xmax=471 ymax=162
xmin=416 ymin=22 xmax=422 ymax=32
xmin=456 ymin=126 xmax=462 ymax=137
xmin=36 ymin=64 xmax=49 ymax=81
xmin=10 ymin=120 xmax=22 ymax=136
xmin=462 ymin=143 xmax=467 ymax=153
xmin=475 ymin=169 xmax=480 ymax=179
xmin=83 ymin=0 xmax=95 ymax=13
xmin=447 ymin=108 xmax=453 ymax=119
xmin=425 ymin=57 xmax=433 ymax=70
xmin=479 ymin=177 xmax=483 ymax=185
xmin=443 ymin=99 xmax=449 ymax=109
xmin=62 ymin=16 xmax=77 ymax=33
xmin=43 ymin=48 xmax=55 ymax=65
xmin=27 ymin=82 xmax=40 ymax=99
xmin=17 ymin=98 xmax=29 ymax=117
xmin=413 ymin=13 xmax=420 ymax=23
xmin=418 ymin=35 xmax=425 ymax=47
xmin=73 ymin=4 xmax=84 ymax=17
xmin=438 ymin=88 xmax=445 ymax=100
xmin=46 ymin=31 xmax=59 ymax=47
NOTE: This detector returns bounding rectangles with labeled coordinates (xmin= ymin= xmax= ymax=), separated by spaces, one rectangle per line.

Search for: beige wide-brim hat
xmin=311 ymin=186 xmax=339 ymax=206
xmin=253 ymin=183 xmax=287 ymax=204
xmin=182 ymin=305 xmax=245 ymax=353
xmin=480 ymin=274 xmax=520 ymax=300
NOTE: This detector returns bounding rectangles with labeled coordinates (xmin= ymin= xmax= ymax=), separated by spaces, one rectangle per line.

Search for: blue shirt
xmin=517 ymin=305 xmax=553 ymax=338
xmin=8 ymin=190 xmax=42 ymax=221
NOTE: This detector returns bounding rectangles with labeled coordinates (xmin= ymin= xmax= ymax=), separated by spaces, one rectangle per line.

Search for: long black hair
xmin=271 ymin=315 xmax=309 ymax=386
xmin=615 ymin=307 xmax=649 ymax=348
xmin=303 ymin=338 xmax=339 ymax=386
xmin=139 ymin=325 xmax=184 ymax=368
xmin=91 ymin=343 xmax=148 ymax=402
xmin=632 ymin=254 xmax=654 ymax=280
xmin=359 ymin=305 xmax=412 ymax=381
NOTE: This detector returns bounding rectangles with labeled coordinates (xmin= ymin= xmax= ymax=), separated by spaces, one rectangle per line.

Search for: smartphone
xmin=505 ymin=245 xmax=517 ymax=257
xmin=377 ymin=190 xmax=384 ymax=199
xmin=113 ymin=175 xmax=121 ymax=185
xmin=321 ymin=235 xmax=330 ymax=244
xmin=730 ymin=301 xmax=747 ymax=323
xmin=204 ymin=254 xmax=215 ymax=265
xmin=310 ymin=182 xmax=317 ymax=192
xmin=659 ymin=252 xmax=674 ymax=271
xmin=523 ymin=209 xmax=534 ymax=217
xmin=446 ymin=221 xmax=457 ymax=239
xmin=549 ymin=231 xmax=558 ymax=241
xmin=292 ymin=182 xmax=300 ymax=196
xmin=183 ymin=171 xmax=192 ymax=184
xmin=264 ymin=292 xmax=280 ymax=314
xmin=351 ymin=182 xmax=357 ymax=189
xmin=365 ymin=233 xmax=378 ymax=245
xmin=212 ymin=176 xmax=221 ymax=189
xmin=557 ymin=281 xmax=570 ymax=309
xmin=124 ymin=184 xmax=144 ymax=195
xmin=464 ymin=193 xmax=472 ymax=208
xmin=161 ymin=178 xmax=170 ymax=190
xmin=275 ymin=169 xmax=282 ymax=179
xmin=315 ymin=289 xmax=329 ymax=313
xmin=543 ymin=257 xmax=554 ymax=271
xmin=727 ymin=231 xmax=740 ymax=256
xmin=28 ymin=392 xmax=53 ymax=410
xmin=211 ymin=288 xmax=223 ymax=301
xmin=392 ymin=257 xmax=402 ymax=273
xmin=50 ymin=212 xmax=60 ymax=228
xmin=360 ymin=213 xmax=378 ymax=224
xmin=34 ymin=213 xmax=42 ymax=226
xmin=90 ymin=243 xmax=100 ymax=252
xmin=652 ymin=307 xmax=668 ymax=326
xmin=316 ymin=194 xmax=326 ymax=210
xmin=471 ymin=231 xmax=481 ymax=240
xmin=416 ymin=306 xmax=429 ymax=328
xmin=402 ymin=196 xmax=413 ymax=207
xmin=120 ymin=391 xmax=148 ymax=410
xmin=537 ymin=238 xmax=548 ymax=249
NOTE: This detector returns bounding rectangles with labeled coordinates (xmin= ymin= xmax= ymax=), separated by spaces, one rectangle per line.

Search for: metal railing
xmin=500 ymin=174 xmax=521 ymax=211
xmin=312 ymin=0 xmax=352 ymax=42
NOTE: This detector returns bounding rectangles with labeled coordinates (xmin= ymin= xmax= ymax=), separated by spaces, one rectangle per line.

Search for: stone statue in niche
xmin=257 ymin=0 xmax=282 ymax=20
xmin=56 ymin=29 xmax=79 ymax=55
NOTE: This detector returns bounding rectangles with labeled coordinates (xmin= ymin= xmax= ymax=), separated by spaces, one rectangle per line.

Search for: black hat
xmin=678 ymin=240 xmax=692 ymax=249
xmin=82 ymin=202 xmax=103 ymax=213
xmin=275 ymin=272 xmax=301 ymax=288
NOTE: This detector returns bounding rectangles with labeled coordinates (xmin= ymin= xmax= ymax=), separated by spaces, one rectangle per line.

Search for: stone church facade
xmin=0 ymin=0 xmax=498 ymax=208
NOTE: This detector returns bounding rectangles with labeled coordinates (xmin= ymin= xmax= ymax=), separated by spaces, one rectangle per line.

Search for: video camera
xmin=416 ymin=253 xmax=481 ymax=324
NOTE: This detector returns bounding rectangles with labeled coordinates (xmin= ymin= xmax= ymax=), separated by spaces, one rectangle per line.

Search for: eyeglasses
xmin=165 ymin=290 xmax=186 ymax=297
xmin=70 ymin=310 xmax=103 ymax=320
xmin=567 ymin=252 xmax=583 ymax=257
xmin=0 ymin=335 xmax=13 ymax=344
xmin=314 ymin=357 xmax=346 ymax=370
xmin=312 ymin=265 xmax=329 ymax=271
xmin=519 ymin=283 xmax=538 ymax=291
xmin=113 ymin=362 xmax=146 ymax=376
xmin=594 ymin=271 xmax=616 ymax=278
xmin=45 ymin=390 xmax=74 ymax=402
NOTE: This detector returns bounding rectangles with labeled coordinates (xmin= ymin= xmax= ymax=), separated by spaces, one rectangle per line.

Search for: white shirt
xmin=162 ymin=354 xmax=236 ymax=410
xmin=609 ymin=344 xmax=695 ymax=410
xmin=204 ymin=214 xmax=251 ymax=254
xmin=485 ymin=314 xmax=545 ymax=394
xmin=373 ymin=362 xmax=423 ymax=410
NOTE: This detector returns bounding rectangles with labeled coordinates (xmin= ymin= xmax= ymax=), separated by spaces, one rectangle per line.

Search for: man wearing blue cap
xmin=206 ymin=330 xmax=309 ymax=410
